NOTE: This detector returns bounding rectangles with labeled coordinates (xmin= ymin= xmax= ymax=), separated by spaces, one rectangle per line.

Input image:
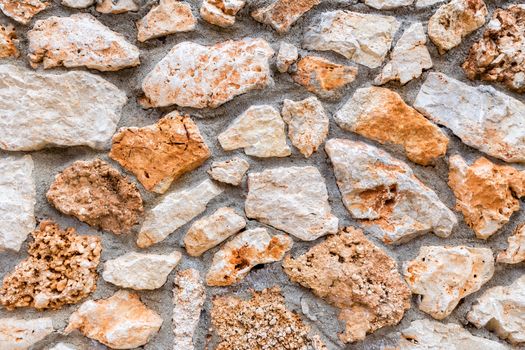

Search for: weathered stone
xmin=364 ymin=0 xmax=413 ymax=10
xmin=251 ymin=0 xmax=319 ymax=33
xmin=448 ymin=155 xmax=525 ymax=239
xmin=109 ymin=112 xmax=210 ymax=194
xmin=0 ymin=0 xmax=49 ymax=24
xmin=0 ymin=318 xmax=54 ymax=350
xmin=245 ymin=166 xmax=338 ymax=241
xmin=141 ymin=38 xmax=274 ymax=108
xmin=61 ymin=0 xmax=94 ymax=8
xmin=96 ymin=0 xmax=139 ymax=14
xmin=428 ymin=0 xmax=488 ymax=54
xmin=218 ymin=105 xmax=291 ymax=157
xmin=103 ymin=251 xmax=181 ymax=290
xmin=0 ymin=221 xmax=101 ymax=310
xmin=28 ymin=13 xmax=140 ymax=71
xmin=0 ymin=24 xmax=18 ymax=58
xmin=414 ymin=72 xmax=525 ymax=163
xmin=184 ymin=207 xmax=246 ymax=256
xmin=498 ymin=224 xmax=525 ymax=264
xmin=206 ymin=228 xmax=292 ymax=286
xmin=137 ymin=179 xmax=223 ymax=248
xmin=200 ymin=0 xmax=245 ymax=28
xmin=415 ymin=0 xmax=446 ymax=8
xmin=375 ymin=22 xmax=433 ymax=85
xmin=325 ymin=139 xmax=457 ymax=244
xmin=48 ymin=343 xmax=77 ymax=350
xmin=303 ymin=11 xmax=400 ymax=69
xmin=207 ymin=157 xmax=249 ymax=186
xmin=283 ymin=227 xmax=411 ymax=343
xmin=65 ymin=290 xmax=162 ymax=349
xmin=404 ymin=245 xmax=494 ymax=319
xmin=137 ymin=0 xmax=196 ymax=42
xmin=335 ymin=87 xmax=448 ymax=166
xmin=276 ymin=41 xmax=298 ymax=73
xmin=47 ymin=159 xmax=143 ymax=235
xmin=0 ymin=64 xmax=126 ymax=151
xmin=282 ymin=96 xmax=329 ymax=158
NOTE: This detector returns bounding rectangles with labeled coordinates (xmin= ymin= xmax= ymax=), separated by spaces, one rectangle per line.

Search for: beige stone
xmin=61 ymin=0 xmax=94 ymax=8
xmin=251 ymin=0 xmax=319 ymax=33
xmin=0 ymin=318 xmax=54 ymax=350
xmin=0 ymin=24 xmax=17 ymax=58
xmin=137 ymin=0 xmax=196 ymax=42
xmin=498 ymin=224 xmax=525 ymax=264
xmin=364 ymin=0 xmax=413 ymax=9
xmin=415 ymin=0 xmax=446 ymax=8
xmin=96 ymin=0 xmax=139 ymax=14
xmin=276 ymin=41 xmax=298 ymax=73
xmin=200 ymin=0 xmax=245 ymax=28
xmin=207 ymin=157 xmax=249 ymax=186
xmin=0 ymin=0 xmax=49 ymax=25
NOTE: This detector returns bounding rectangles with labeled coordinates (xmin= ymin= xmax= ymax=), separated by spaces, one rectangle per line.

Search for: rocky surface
xmin=0 ymin=317 xmax=54 ymax=350
xmin=207 ymin=157 xmax=249 ymax=186
xmin=137 ymin=0 xmax=196 ymax=42
xmin=61 ymin=0 xmax=94 ymax=9
xmin=0 ymin=0 xmax=49 ymax=24
xmin=415 ymin=0 xmax=446 ymax=7
xmin=0 ymin=24 xmax=17 ymax=58
xmin=498 ymin=224 xmax=525 ymax=264
xmin=48 ymin=343 xmax=77 ymax=350
xmin=276 ymin=41 xmax=298 ymax=73
xmin=364 ymin=0 xmax=413 ymax=9
xmin=200 ymin=0 xmax=245 ymax=27
xmin=96 ymin=0 xmax=139 ymax=14
xmin=251 ymin=0 xmax=319 ymax=33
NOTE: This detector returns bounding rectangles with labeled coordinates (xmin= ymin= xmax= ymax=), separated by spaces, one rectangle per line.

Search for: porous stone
xmin=61 ymin=0 xmax=94 ymax=8
xmin=28 ymin=13 xmax=140 ymax=71
xmin=206 ymin=228 xmax=293 ymax=286
xmin=207 ymin=157 xmax=249 ymax=186
xmin=283 ymin=227 xmax=411 ymax=343
xmin=325 ymin=139 xmax=457 ymax=244
xmin=0 ymin=318 xmax=54 ymax=350
xmin=335 ymin=87 xmax=448 ymax=166
xmin=0 ymin=221 xmax=101 ymax=310
xmin=303 ymin=10 xmax=400 ymax=69
xmin=218 ymin=105 xmax=291 ymax=157
xmin=364 ymin=0 xmax=413 ymax=10
xmin=251 ymin=0 xmax=319 ymax=33
xmin=137 ymin=179 xmax=223 ymax=248
xmin=65 ymin=290 xmax=163 ymax=349
xmin=200 ymin=0 xmax=245 ymax=28
xmin=404 ymin=245 xmax=494 ymax=319
xmin=137 ymin=0 xmax=196 ymax=42
xmin=414 ymin=72 xmax=525 ymax=163
xmin=0 ymin=64 xmax=126 ymax=151
xmin=46 ymin=159 xmax=143 ymax=235
xmin=96 ymin=0 xmax=139 ymax=14
xmin=497 ymin=224 xmax=525 ymax=264
xmin=0 ymin=0 xmax=49 ymax=24
xmin=102 ymin=251 xmax=182 ymax=290
xmin=276 ymin=41 xmax=298 ymax=73
xmin=141 ymin=38 xmax=274 ymax=108
xmin=245 ymin=166 xmax=338 ymax=241
xmin=48 ymin=343 xmax=77 ymax=350
xmin=0 ymin=24 xmax=18 ymax=58
xmin=109 ymin=112 xmax=211 ymax=194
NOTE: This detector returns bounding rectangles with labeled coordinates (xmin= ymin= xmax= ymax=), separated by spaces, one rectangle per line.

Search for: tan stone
xmin=0 ymin=24 xmax=17 ymax=58
xmin=200 ymin=0 xmax=245 ymax=28
xmin=137 ymin=0 xmax=196 ymax=42
xmin=364 ymin=0 xmax=413 ymax=9
xmin=207 ymin=157 xmax=249 ymax=186
xmin=0 ymin=0 xmax=49 ymax=25
xmin=0 ymin=318 xmax=54 ymax=350
xmin=61 ymin=0 xmax=94 ymax=9
xmin=251 ymin=0 xmax=319 ymax=33
xmin=276 ymin=42 xmax=298 ymax=73
xmin=96 ymin=0 xmax=139 ymax=14
xmin=498 ymin=224 xmax=525 ymax=264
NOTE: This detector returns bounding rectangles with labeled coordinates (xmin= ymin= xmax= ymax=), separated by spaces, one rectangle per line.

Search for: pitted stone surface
xmin=0 ymin=0 xmax=49 ymax=24
xmin=207 ymin=157 xmax=249 ymax=186
xmin=96 ymin=0 xmax=139 ymax=14
xmin=137 ymin=0 xmax=196 ymax=42
xmin=251 ymin=0 xmax=319 ymax=33
xmin=276 ymin=41 xmax=298 ymax=73
xmin=200 ymin=0 xmax=245 ymax=27
xmin=0 ymin=317 xmax=54 ymax=350
xmin=0 ymin=24 xmax=17 ymax=58
xmin=498 ymin=224 xmax=525 ymax=264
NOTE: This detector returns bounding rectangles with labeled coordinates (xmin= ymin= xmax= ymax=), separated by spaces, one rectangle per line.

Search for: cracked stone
xmin=137 ymin=0 xmax=196 ymax=42
xmin=251 ymin=0 xmax=319 ymax=33
xmin=0 ymin=0 xmax=49 ymax=24
xmin=96 ymin=0 xmax=139 ymax=14
xmin=276 ymin=41 xmax=298 ymax=73
xmin=0 ymin=24 xmax=18 ymax=58
xmin=200 ymin=0 xmax=245 ymax=28
xmin=497 ymin=224 xmax=525 ymax=264
xmin=0 ymin=318 xmax=54 ymax=350
xmin=61 ymin=0 xmax=94 ymax=8
xmin=207 ymin=157 xmax=249 ymax=186
xmin=364 ymin=0 xmax=413 ymax=10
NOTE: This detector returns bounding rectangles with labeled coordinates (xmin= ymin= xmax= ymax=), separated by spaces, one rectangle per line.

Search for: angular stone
xmin=0 ymin=0 xmax=49 ymax=24
xmin=498 ymin=224 xmax=525 ymax=264
xmin=0 ymin=64 xmax=126 ymax=151
xmin=137 ymin=179 xmax=223 ymax=248
xmin=428 ymin=0 xmax=488 ymax=54
xmin=303 ymin=11 xmax=400 ymax=69
xmin=0 ymin=318 xmax=53 ymax=350
xmin=415 ymin=0 xmax=446 ymax=8
xmin=61 ymin=0 xmax=94 ymax=8
xmin=218 ymin=105 xmax=291 ymax=157
xmin=184 ymin=207 xmax=246 ymax=256
xmin=0 ymin=221 xmax=101 ymax=310
xmin=103 ymin=251 xmax=181 ymax=290
xmin=109 ymin=112 xmax=211 ymax=194
xmin=206 ymin=228 xmax=292 ymax=286
xmin=47 ymin=159 xmax=143 ymax=235
xmin=207 ymin=157 xmax=249 ymax=186
xmin=28 ymin=13 xmax=140 ymax=71
xmin=283 ymin=227 xmax=411 ymax=343
xmin=282 ymin=96 xmax=329 ymax=157
xmin=137 ymin=0 xmax=196 ymax=42
xmin=364 ymin=0 xmax=413 ymax=9
xmin=96 ymin=0 xmax=139 ymax=14
xmin=251 ymin=0 xmax=319 ymax=33
xmin=404 ymin=245 xmax=494 ymax=319
xmin=0 ymin=24 xmax=17 ymax=58
xmin=335 ymin=87 xmax=448 ymax=166
xmin=414 ymin=72 xmax=525 ymax=163
xmin=276 ymin=41 xmax=298 ymax=73
xmin=325 ymin=139 xmax=457 ymax=244
xmin=141 ymin=38 xmax=274 ymax=108
xmin=49 ymin=343 xmax=77 ymax=350
xmin=65 ymin=290 xmax=162 ymax=349
xmin=200 ymin=0 xmax=245 ymax=28
xmin=245 ymin=166 xmax=338 ymax=241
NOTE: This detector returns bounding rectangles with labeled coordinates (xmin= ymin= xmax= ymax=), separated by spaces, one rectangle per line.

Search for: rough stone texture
xmin=283 ymin=227 xmax=411 ymax=343
xmin=0 ymin=221 xmax=101 ymax=310
xmin=404 ymin=245 xmax=495 ymax=320
xmin=364 ymin=0 xmax=413 ymax=10
xmin=109 ymin=112 xmax=210 ymax=194
xmin=415 ymin=0 xmax=446 ymax=8
xmin=137 ymin=0 xmax=196 ymax=42
xmin=61 ymin=0 xmax=94 ymax=9
xmin=0 ymin=0 xmax=49 ymax=24
xmin=206 ymin=228 xmax=293 ymax=286
xmin=335 ymin=87 xmax=448 ymax=166
xmin=102 ymin=251 xmax=182 ymax=290
xmin=96 ymin=0 xmax=139 ymax=14
xmin=46 ymin=159 xmax=144 ymax=235
xmin=0 ymin=317 xmax=54 ymax=350
xmin=0 ymin=24 xmax=17 ymax=58
xmin=497 ymin=224 xmax=525 ymax=264
xmin=200 ymin=0 xmax=245 ymax=28
xmin=0 ymin=64 xmax=126 ymax=151
xmin=207 ymin=157 xmax=249 ymax=186
xmin=65 ymin=290 xmax=163 ymax=349
xmin=251 ymin=0 xmax=319 ymax=34
xmin=276 ymin=41 xmax=298 ymax=73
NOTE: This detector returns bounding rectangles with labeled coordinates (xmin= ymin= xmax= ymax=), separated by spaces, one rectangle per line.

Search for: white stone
xmin=0 ymin=318 xmax=53 ymax=350
xmin=200 ymin=0 xmax=245 ymax=28
xmin=415 ymin=0 xmax=446 ymax=8
xmin=96 ymin=0 xmax=139 ymax=14
xmin=498 ymin=224 xmax=525 ymax=264
xmin=137 ymin=0 xmax=196 ymax=42
xmin=61 ymin=0 xmax=95 ymax=8
xmin=364 ymin=0 xmax=413 ymax=10
xmin=48 ymin=343 xmax=77 ymax=350
xmin=207 ymin=157 xmax=250 ymax=186
xmin=0 ymin=64 xmax=126 ymax=151
xmin=276 ymin=42 xmax=298 ymax=73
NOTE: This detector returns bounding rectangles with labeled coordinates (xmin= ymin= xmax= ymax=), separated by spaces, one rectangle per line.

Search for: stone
xmin=109 ymin=112 xmax=211 ymax=194
xmin=276 ymin=41 xmax=298 ymax=73
xmin=207 ymin=157 xmax=249 ymax=186
xmin=65 ymin=290 xmax=162 ymax=349
xmin=251 ymin=0 xmax=319 ymax=34
xmin=96 ymin=0 xmax=139 ymax=14
xmin=325 ymin=139 xmax=457 ymax=244
xmin=141 ymin=38 xmax=274 ymax=108
xmin=0 ymin=318 xmax=54 ymax=350
xmin=415 ymin=0 xmax=446 ymax=8
xmin=184 ymin=207 xmax=246 ymax=256
xmin=283 ymin=227 xmax=411 ymax=343
xmin=0 ymin=220 xmax=101 ymax=310
xmin=335 ymin=87 xmax=448 ymax=166
xmin=448 ymin=155 xmax=525 ymax=239
xmin=0 ymin=155 xmax=36 ymax=252
xmin=28 ymin=13 xmax=140 ymax=71
xmin=364 ymin=0 xmax=413 ymax=10
xmin=375 ymin=22 xmax=433 ymax=85
xmin=102 ymin=251 xmax=182 ymax=290
xmin=497 ymin=224 xmax=525 ymax=264
xmin=303 ymin=11 xmax=400 ymax=69
xmin=0 ymin=64 xmax=126 ymax=151
xmin=137 ymin=0 xmax=196 ymax=42
xmin=46 ymin=159 xmax=144 ymax=235
xmin=245 ymin=166 xmax=338 ymax=241
xmin=428 ymin=0 xmax=488 ymax=54
xmin=200 ymin=0 xmax=245 ymax=28
xmin=137 ymin=179 xmax=223 ymax=248
xmin=206 ymin=228 xmax=292 ymax=286
xmin=218 ymin=105 xmax=291 ymax=157
xmin=0 ymin=0 xmax=49 ymax=25
xmin=0 ymin=24 xmax=18 ymax=58
xmin=404 ymin=245 xmax=494 ymax=320
xmin=49 ymin=343 xmax=77 ymax=350
xmin=414 ymin=72 xmax=525 ymax=163
xmin=61 ymin=0 xmax=94 ymax=8
xmin=282 ymin=96 xmax=329 ymax=158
